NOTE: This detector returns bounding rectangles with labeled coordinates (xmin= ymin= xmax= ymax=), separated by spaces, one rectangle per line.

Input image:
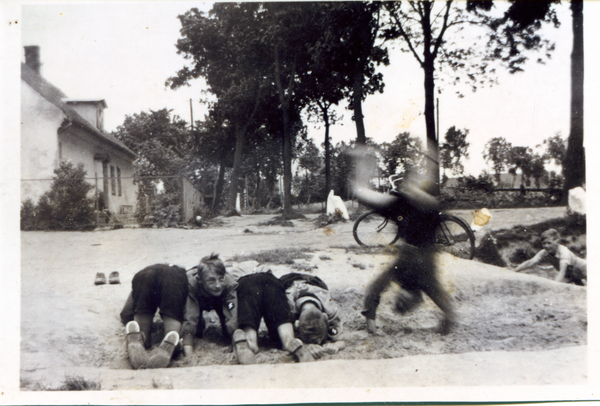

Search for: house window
xmin=117 ymin=167 xmax=122 ymax=196
xmin=110 ymin=165 xmax=116 ymax=196
xmin=96 ymin=109 xmax=104 ymax=130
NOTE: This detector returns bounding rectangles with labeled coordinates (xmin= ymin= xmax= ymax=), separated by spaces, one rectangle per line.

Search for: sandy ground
xmin=17 ymin=206 xmax=592 ymax=401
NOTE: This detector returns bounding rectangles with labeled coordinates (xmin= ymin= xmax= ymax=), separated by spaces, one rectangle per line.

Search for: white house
xmin=21 ymin=46 xmax=138 ymax=221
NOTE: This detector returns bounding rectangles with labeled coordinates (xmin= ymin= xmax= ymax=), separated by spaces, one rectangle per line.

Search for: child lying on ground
xmin=230 ymin=272 xmax=315 ymax=364
xmin=180 ymin=254 xmax=240 ymax=359
xmin=513 ymin=228 xmax=586 ymax=285
xmin=120 ymin=254 xmax=239 ymax=369
xmin=120 ymin=263 xmax=188 ymax=369
xmin=279 ymin=272 xmax=346 ymax=359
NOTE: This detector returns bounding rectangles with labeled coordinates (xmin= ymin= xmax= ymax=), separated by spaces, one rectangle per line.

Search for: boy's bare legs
xmin=233 ymin=328 xmax=257 ymax=365
xmin=147 ymin=316 xmax=181 ymax=369
xmin=125 ymin=320 xmax=148 ymax=370
xmin=277 ymin=322 xmax=314 ymax=362
xmin=134 ymin=314 xmax=153 ymax=349
xmin=366 ymin=318 xmax=377 ymax=334
xmin=242 ymin=327 xmax=259 ymax=354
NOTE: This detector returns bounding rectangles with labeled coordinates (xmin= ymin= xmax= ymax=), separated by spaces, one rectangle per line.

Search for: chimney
xmin=24 ymin=46 xmax=41 ymax=75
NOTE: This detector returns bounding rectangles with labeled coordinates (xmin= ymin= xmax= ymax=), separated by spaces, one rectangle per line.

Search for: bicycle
xmin=352 ymin=175 xmax=476 ymax=259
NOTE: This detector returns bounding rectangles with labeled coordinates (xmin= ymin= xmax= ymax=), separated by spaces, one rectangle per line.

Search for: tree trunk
xmin=422 ymin=2 xmax=440 ymax=196
xmin=281 ymin=108 xmax=293 ymax=218
xmin=562 ymin=0 xmax=585 ymax=201
xmin=273 ymin=43 xmax=296 ymax=219
xmin=323 ymin=106 xmax=331 ymax=200
xmin=212 ymin=158 xmax=226 ymax=211
xmin=255 ymin=170 xmax=261 ymax=210
xmin=353 ymin=72 xmax=366 ymax=145
xmin=227 ymin=124 xmax=245 ymax=212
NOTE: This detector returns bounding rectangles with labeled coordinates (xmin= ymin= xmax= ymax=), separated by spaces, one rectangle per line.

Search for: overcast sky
xmin=13 ymin=1 xmax=600 ymax=176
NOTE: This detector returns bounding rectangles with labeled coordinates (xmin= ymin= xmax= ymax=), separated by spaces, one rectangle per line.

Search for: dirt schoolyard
xmin=18 ymin=206 xmax=589 ymax=399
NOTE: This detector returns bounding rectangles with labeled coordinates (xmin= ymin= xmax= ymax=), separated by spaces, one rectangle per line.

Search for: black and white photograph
xmin=1 ymin=0 xmax=599 ymax=404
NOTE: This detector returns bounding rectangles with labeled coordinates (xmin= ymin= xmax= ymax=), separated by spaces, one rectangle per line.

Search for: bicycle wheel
xmin=434 ymin=214 xmax=475 ymax=259
xmin=353 ymin=210 xmax=401 ymax=247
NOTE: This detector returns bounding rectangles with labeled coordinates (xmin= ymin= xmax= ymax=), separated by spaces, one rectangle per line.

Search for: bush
xmin=457 ymin=173 xmax=495 ymax=192
xmin=152 ymin=193 xmax=182 ymax=228
xmin=20 ymin=199 xmax=37 ymax=230
xmin=21 ymin=161 xmax=96 ymax=231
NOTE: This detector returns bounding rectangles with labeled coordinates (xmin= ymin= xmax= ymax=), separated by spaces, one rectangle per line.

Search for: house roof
xmin=63 ymin=99 xmax=108 ymax=109
xmin=21 ymin=62 xmax=136 ymax=159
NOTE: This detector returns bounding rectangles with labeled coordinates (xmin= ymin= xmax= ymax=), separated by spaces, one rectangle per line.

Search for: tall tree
xmin=508 ymin=146 xmax=534 ymax=187
xmin=167 ymin=4 xmax=271 ymax=213
xmin=384 ymin=1 xmax=559 ymax=194
xmin=335 ymin=2 xmax=389 ymax=145
xmin=483 ymin=137 xmax=512 ymax=183
xmin=113 ymin=108 xmax=193 ymax=193
xmin=562 ymin=0 xmax=585 ymax=196
xmin=439 ymin=126 xmax=470 ymax=177
xmin=542 ymin=133 xmax=567 ymax=168
xmin=379 ymin=132 xmax=423 ymax=179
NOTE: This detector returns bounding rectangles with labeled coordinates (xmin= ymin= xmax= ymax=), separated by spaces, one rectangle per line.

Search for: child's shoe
xmin=289 ymin=338 xmax=314 ymax=363
xmin=94 ymin=272 xmax=107 ymax=285
xmin=109 ymin=271 xmax=120 ymax=284
xmin=232 ymin=329 xmax=256 ymax=365
xmin=125 ymin=321 xmax=148 ymax=369
xmin=147 ymin=331 xmax=179 ymax=369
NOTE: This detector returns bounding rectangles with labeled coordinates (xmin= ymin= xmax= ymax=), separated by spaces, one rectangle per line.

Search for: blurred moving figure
xmin=350 ymin=142 xmax=455 ymax=335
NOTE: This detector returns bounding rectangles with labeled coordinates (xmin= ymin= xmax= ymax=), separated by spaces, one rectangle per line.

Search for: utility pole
xmin=436 ymin=98 xmax=439 ymax=143
xmin=190 ymin=98 xmax=194 ymax=131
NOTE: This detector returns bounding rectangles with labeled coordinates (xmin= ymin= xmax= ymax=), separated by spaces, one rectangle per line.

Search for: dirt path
xmin=16 ymin=206 xmax=591 ymax=402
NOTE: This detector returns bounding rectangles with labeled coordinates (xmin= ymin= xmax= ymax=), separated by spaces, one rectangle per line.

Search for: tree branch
xmin=385 ymin=3 xmax=424 ymax=67
xmin=432 ymin=1 xmax=453 ymax=59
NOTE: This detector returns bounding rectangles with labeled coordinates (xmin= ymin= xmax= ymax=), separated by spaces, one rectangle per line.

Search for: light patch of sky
xmin=19 ymin=1 xmax=593 ymax=177
xmin=309 ymin=2 xmax=574 ymax=176
xmin=21 ymin=2 xmax=215 ymax=131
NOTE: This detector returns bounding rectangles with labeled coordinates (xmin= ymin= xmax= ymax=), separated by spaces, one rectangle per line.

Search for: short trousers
xmin=237 ymin=273 xmax=293 ymax=340
xmin=130 ymin=264 xmax=189 ymax=322
xmin=566 ymin=265 xmax=586 ymax=286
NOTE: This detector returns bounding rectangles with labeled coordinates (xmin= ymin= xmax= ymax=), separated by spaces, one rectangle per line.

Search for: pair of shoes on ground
xmin=95 ymin=271 xmax=120 ymax=285
xmin=125 ymin=321 xmax=179 ymax=369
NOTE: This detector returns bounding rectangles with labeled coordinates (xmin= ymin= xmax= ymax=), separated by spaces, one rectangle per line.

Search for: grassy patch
xmin=229 ymin=248 xmax=313 ymax=265
xmin=21 ymin=375 xmax=101 ymax=391
xmin=61 ymin=375 xmax=102 ymax=391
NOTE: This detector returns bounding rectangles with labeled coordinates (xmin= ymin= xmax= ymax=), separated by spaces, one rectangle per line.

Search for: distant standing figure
xmin=513 ymin=228 xmax=586 ymax=285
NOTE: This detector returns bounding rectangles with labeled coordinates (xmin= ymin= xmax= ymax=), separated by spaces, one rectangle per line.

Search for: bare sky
xmin=15 ymin=1 xmax=595 ymax=176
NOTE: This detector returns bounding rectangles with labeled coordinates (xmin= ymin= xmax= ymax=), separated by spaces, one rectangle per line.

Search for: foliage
xmin=21 ymin=160 xmax=95 ymax=231
xmin=294 ymin=138 xmax=325 ymax=205
xmin=457 ymin=172 xmax=495 ymax=192
xmin=382 ymin=1 xmax=559 ymax=194
xmin=152 ymin=193 xmax=183 ymax=228
xmin=483 ymin=137 xmax=512 ymax=182
xmin=440 ymin=126 xmax=470 ymax=177
xmin=20 ymin=199 xmax=37 ymax=231
xmin=475 ymin=0 xmax=560 ymax=74
xmin=379 ymin=132 xmax=423 ymax=179
xmin=541 ymin=133 xmax=567 ymax=167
